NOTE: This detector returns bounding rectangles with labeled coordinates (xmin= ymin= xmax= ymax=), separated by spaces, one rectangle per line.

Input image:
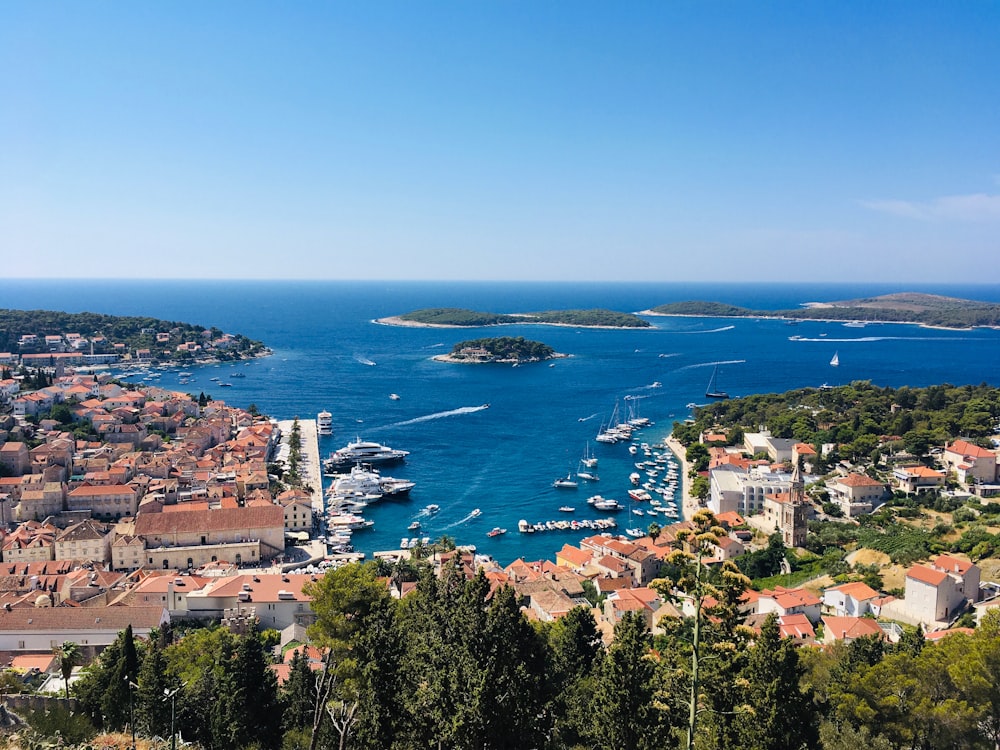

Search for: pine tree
xmin=589 ymin=611 xmax=663 ymax=750
xmin=280 ymin=648 xmax=317 ymax=734
xmin=136 ymin=638 xmax=171 ymax=738
xmin=737 ymin=614 xmax=818 ymax=750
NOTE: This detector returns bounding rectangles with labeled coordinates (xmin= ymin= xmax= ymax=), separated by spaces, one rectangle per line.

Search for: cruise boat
xmin=325 ymin=439 xmax=409 ymax=470
xmin=328 ymin=464 xmax=414 ymax=497
xmin=317 ymin=411 xmax=333 ymax=435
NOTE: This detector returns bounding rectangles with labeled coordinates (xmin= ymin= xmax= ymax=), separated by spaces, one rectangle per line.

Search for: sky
xmin=2 ymin=2 xmax=998 ymax=282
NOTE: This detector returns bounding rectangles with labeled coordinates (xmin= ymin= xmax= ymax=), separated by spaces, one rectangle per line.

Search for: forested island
xmin=379 ymin=307 xmax=651 ymax=328
xmin=0 ymin=308 xmax=268 ymax=363
xmin=433 ymin=336 xmax=560 ymax=364
xmin=645 ymin=292 xmax=1000 ymax=329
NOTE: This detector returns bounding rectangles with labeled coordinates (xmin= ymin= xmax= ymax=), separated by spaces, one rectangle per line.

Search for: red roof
xmin=826 ymin=581 xmax=880 ymax=601
xmin=946 ymin=440 xmax=995 ymax=459
xmin=907 ymin=564 xmax=948 ymax=587
xmin=837 ymin=473 xmax=884 ymax=487
xmin=822 ymin=616 xmax=883 ymax=640
xmin=932 ymin=555 xmax=974 ymax=575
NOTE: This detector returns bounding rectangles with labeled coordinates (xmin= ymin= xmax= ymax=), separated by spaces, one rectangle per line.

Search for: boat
xmin=518 ymin=519 xmax=533 ymax=533
xmin=230 ymin=372 xmax=246 ymax=378
xmin=629 ymin=472 xmax=641 ymax=486
xmin=219 ymin=382 xmax=233 ymax=387
xmin=581 ymin=443 xmax=598 ymax=469
xmin=470 ymin=508 xmax=482 ymax=518
xmin=705 ymin=364 xmax=729 ymax=399
xmin=626 ymin=528 xmax=644 ymax=538
xmin=325 ymin=438 xmax=409 ymax=470
xmin=628 ymin=488 xmax=652 ymax=502
xmin=407 ymin=521 xmax=421 ymax=531
xmin=830 ymin=351 xmax=840 ymax=367
xmin=389 ymin=393 xmax=401 ymax=400
xmin=487 ymin=527 xmax=506 ymax=537
xmin=317 ymin=411 xmax=333 ymax=436
xmin=424 ymin=504 xmax=440 ymax=514
xmin=843 ymin=320 xmax=866 ymax=328
xmin=629 ymin=445 xmax=638 ymax=455
xmin=328 ymin=464 xmax=414 ymax=497
xmin=558 ymin=506 xmax=575 ymax=512
xmin=632 ymin=509 xmax=645 ymax=516
xmin=576 ymin=469 xmax=599 ymax=482
xmin=592 ymin=498 xmax=624 ymax=511
xmin=553 ymin=472 xmax=578 ymax=489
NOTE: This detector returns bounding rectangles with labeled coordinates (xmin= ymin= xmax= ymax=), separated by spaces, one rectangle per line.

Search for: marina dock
xmin=276 ymin=418 xmax=325 ymax=516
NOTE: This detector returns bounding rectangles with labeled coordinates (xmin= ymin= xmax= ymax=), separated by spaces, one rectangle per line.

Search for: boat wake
xmin=577 ymin=412 xmax=599 ymax=422
xmin=789 ymin=335 xmax=981 ymax=343
xmin=424 ymin=343 xmax=446 ymax=349
xmin=388 ymin=405 xmax=490 ymax=428
xmin=676 ymin=325 xmax=736 ymax=334
xmin=676 ymin=358 xmax=746 ymax=371
xmin=445 ymin=507 xmax=485 ymax=528
xmin=354 ymin=355 xmax=377 ymax=366
xmin=657 ymin=352 xmax=681 ymax=358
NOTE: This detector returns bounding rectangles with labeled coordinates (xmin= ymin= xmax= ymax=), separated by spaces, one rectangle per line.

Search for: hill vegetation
xmin=33 ymin=555 xmax=1000 ymax=750
xmin=447 ymin=336 xmax=556 ymax=362
xmin=0 ymin=308 xmax=267 ymax=360
xmin=397 ymin=307 xmax=651 ymax=328
xmin=649 ymin=292 xmax=1000 ymax=328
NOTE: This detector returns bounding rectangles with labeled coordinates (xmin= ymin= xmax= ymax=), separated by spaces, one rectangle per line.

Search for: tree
xmin=588 ymin=611 xmax=664 ymax=750
xmin=736 ymin=614 xmax=819 ymax=750
xmin=648 ymin=521 xmax=662 ymax=543
xmin=214 ymin=633 xmax=281 ymax=750
xmin=54 ymin=641 xmax=80 ymax=700
xmin=135 ymin=637 xmax=171 ymax=738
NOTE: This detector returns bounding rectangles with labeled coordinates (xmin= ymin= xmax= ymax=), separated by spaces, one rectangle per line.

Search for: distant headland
xmin=640 ymin=292 xmax=1000 ymax=330
xmin=376 ymin=307 xmax=651 ymax=329
xmin=431 ymin=336 xmax=566 ymax=364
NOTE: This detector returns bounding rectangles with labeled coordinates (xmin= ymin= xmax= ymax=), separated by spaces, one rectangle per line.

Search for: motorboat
xmin=630 ymin=472 xmax=641 ymax=486
xmin=325 ymin=439 xmax=409 ymax=470
xmin=317 ymin=411 xmax=333 ymax=435
xmin=558 ymin=506 xmax=575 ymax=513
xmin=487 ymin=527 xmax=506 ymax=537
xmin=592 ymin=498 xmax=624 ymax=511
xmin=470 ymin=508 xmax=482 ymax=518
xmin=389 ymin=393 xmax=401 ymax=400
xmin=408 ymin=521 xmax=421 ymax=531
xmin=424 ymin=504 xmax=440 ymax=514
xmin=628 ymin=488 xmax=652 ymax=502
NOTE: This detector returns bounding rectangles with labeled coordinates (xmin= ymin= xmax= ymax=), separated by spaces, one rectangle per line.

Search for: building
xmin=942 ymin=440 xmax=998 ymax=485
xmin=826 ymin=472 xmax=887 ymax=517
xmin=134 ymin=505 xmax=285 ymax=569
xmin=54 ymin=520 xmax=113 ymax=563
xmin=893 ymin=465 xmax=946 ymax=494
xmin=709 ymin=464 xmax=794 ymax=517
xmin=823 ymin=581 xmax=881 ymax=618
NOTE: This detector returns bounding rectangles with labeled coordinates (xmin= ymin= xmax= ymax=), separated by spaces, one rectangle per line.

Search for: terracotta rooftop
xmin=907 ymin=564 xmax=948 ymax=587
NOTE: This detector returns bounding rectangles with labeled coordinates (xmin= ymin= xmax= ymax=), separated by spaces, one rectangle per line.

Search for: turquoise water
xmin=4 ymin=280 xmax=1000 ymax=564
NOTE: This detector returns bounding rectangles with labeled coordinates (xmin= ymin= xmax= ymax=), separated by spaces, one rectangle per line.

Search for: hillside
xmin=388 ymin=307 xmax=651 ymax=328
xmin=648 ymin=292 xmax=1000 ymax=328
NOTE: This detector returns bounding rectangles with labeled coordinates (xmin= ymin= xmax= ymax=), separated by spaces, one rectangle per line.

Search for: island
xmin=643 ymin=292 xmax=1000 ymax=329
xmin=0 ymin=308 xmax=269 ymax=367
xmin=377 ymin=307 xmax=651 ymax=328
xmin=431 ymin=336 xmax=565 ymax=364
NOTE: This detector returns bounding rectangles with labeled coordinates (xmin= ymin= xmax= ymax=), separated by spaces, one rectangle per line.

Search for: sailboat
xmin=581 ymin=442 xmax=598 ymax=469
xmin=830 ymin=351 xmax=840 ymax=367
xmin=705 ymin=365 xmax=729 ymax=399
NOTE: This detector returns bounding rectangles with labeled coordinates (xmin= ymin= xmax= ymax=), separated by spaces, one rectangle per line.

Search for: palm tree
xmin=647 ymin=521 xmax=661 ymax=543
xmin=55 ymin=641 xmax=81 ymax=699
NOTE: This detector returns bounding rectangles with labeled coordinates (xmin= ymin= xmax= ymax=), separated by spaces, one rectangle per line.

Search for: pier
xmin=276 ymin=418 xmax=325 ymax=516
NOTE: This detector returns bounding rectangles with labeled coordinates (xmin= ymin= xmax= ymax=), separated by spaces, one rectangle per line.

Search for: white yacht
xmin=329 ymin=464 xmax=414 ymax=498
xmin=324 ymin=438 xmax=409 ymax=470
xmin=317 ymin=411 xmax=333 ymax=436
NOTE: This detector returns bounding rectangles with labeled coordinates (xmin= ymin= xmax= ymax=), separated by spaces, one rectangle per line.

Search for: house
xmin=821 ymin=615 xmax=883 ymax=644
xmin=823 ymin=581 xmax=881 ymax=618
xmin=895 ymin=556 xmax=980 ymax=628
xmin=942 ymin=440 xmax=998 ymax=484
xmin=54 ymin=520 xmax=113 ymax=563
xmin=757 ymin=586 xmax=822 ymax=624
xmin=0 ymin=605 xmax=169 ymax=654
xmin=2 ymin=521 xmax=58 ymax=563
xmin=893 ymin=465 xmax=946 ymax=494
xmin=826 ymin=473 xmax=887 ymax=517
xmin=0 ymin=443 xmax=31 ymax=476
xmin=184 ymin=572 xmax=317 ymax=630
xmin=708 ymin=464 xmax=794 ymax=517
xmin=66 ymin=484 xmax=138 ymax=520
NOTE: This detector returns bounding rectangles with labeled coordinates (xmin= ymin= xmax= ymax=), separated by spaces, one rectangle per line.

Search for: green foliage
xmin=0 ymin=308 xmax=265 ymax=357
xmin=449 ymin=335 xmax=555 ymax=361
xmin=23 ymin=704 xmax=97 ymax=746
xmin=650 ymin=292 xmax=1000 ymax=328
xmin=398 ymin=306 xmax=650 ymax=327
xmin=739 ymin=533 xmax=787 ymax=580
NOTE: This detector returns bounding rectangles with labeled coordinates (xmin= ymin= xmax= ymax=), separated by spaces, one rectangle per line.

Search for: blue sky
xmin=2 ymin=2 xmax=998 ymax=282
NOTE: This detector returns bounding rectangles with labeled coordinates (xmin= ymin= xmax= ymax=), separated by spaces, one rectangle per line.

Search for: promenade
xmin=664 ymin=435 xmax=701 ymax=521
xmin=277 ymin=418 xmax=325 ymax=515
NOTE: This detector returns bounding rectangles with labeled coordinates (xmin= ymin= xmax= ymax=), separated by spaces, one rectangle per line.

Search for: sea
xmin=4 ymin=279 xmax=1000 ymax=565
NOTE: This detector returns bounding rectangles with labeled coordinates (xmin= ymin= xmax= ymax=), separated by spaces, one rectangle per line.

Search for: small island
xmin=643 ymin=292 xmax=1000 ymax=329
xmin=378 ymin=307 xmax=651 ymax=328
xmin=432 ymin=336 xmax=565 ymax=364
